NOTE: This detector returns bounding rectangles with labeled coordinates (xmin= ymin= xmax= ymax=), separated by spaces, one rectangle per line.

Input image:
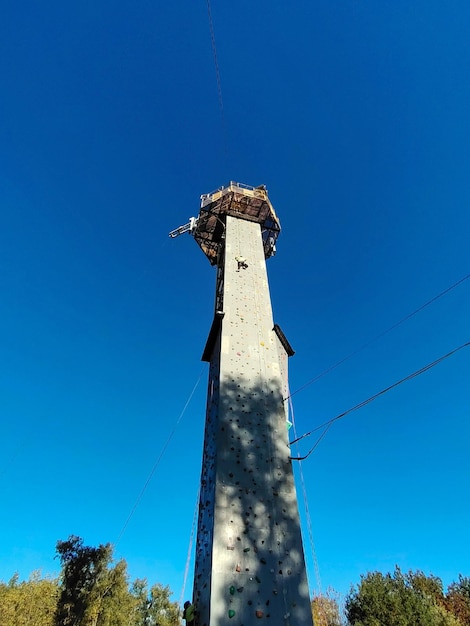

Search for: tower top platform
xmin=195 ymin=181 xmax=281 ymax=265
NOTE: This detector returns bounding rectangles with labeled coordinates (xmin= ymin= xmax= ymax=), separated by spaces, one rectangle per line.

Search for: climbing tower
xmin=170 ymin=182 xmax=313 ymax=626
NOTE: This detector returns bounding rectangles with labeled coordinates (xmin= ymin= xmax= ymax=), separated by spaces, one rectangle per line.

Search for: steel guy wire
xmin=285 ymin=272 xmax=470 ymax=402
xmin=115 ymin=369 xmax=204 ymax=546
xmin=290 ymin=340 xmax=470 ymax=461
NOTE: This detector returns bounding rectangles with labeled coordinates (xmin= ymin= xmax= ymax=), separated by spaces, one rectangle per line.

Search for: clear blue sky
xmin=1 ymin=0 xmax=469 ymax=605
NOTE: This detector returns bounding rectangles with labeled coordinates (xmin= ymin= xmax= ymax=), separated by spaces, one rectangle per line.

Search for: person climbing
xmin=183 ymin=600 xmax=195 ymax=625
xmin=235 ymin=256 xmax=248 ymax=271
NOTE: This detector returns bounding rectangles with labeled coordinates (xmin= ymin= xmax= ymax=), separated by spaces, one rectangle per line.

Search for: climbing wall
xmin=193 ymin=215 xmax=313 ymax=626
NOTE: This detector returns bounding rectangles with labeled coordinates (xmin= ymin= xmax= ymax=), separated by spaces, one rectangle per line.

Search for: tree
xmin=55 ymin=535 xmax=113 ymax=626
xmin=83 ymin=559 xmax=137 ymax=626
xmin=407 ymin=570 xmax=445 ymax=605
xmin=311 ymin=590 xmax=343 ymax=626
xmin=131 ymin=579 xmax=180 ymax=626
xmin=345 ymin=567 xmax=460 ymax=626
xmin=0 ymin=571 xmax=59 ymax=626
xmin=55 ymin=535 xmax=137 ymax=626
xmin=0 ymin=537 xmax=182 ymax=626
xmin=446 ymin=575 xmax=470 ymax=625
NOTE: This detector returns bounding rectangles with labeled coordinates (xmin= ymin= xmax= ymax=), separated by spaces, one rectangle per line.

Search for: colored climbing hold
xmin=256 ymin=610 xmax=264 ymax=618
xmin=229 ymin=586 xmax=235 ymax=595
xmin=228 ymin=610 xmax=236 ymax=618
xmin=243 ymin=547 xmax=250 ymax=552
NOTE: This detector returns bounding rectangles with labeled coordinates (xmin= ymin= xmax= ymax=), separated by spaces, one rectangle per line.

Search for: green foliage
xmin=0 ymin=536 xmax=181 ymax=626
xmin=1 ymin=552 xmax=468 ymax=626
xmin=345 ymin=567 xmax=463 ymax=626
xmin=55 ymin=535 xmax=114 ymax=626
xmin=55 ymin=535 xmax=158 ymax=626
xmin=82 ymin=558 xmax=137 ymax=626
xmin=54 ymin=535 xmax=180 ymax=626
xmin=131 ymin=579 xmax=180 ymax=626
xmin=0 ymin=571 xmax=59 ymax=626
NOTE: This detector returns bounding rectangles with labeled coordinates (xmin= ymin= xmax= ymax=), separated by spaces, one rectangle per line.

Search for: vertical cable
xmin=289 ymin=391 xmax=323 ymax=597
xmin=179 ymin=486 xmax=201 ymax=607
xmin=206 ymin=0 xmax=230 ymax=162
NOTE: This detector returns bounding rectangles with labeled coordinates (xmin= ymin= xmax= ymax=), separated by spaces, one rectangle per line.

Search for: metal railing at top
xmin=200 ymin=181 xmax=268 ymax=208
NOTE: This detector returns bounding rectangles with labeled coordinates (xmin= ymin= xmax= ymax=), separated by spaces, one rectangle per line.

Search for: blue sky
xmin=1 ymin=0 xmax=469 ymax=605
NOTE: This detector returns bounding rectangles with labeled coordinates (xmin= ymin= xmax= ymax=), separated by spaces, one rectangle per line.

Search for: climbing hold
xmin=229 ymin=586 xmax=235 ymax=595
xmin=256 ymin=610 xmax=264 ymax=618
xmin=237 ymin=587 xmax=244 ymax=593
xmin=243 ymin=547 xmax=250 ymax=552
xmin=228 ymin=610 xmax=236 ymax=618
xmin=235 ymin=564 xmax=241 ymax=572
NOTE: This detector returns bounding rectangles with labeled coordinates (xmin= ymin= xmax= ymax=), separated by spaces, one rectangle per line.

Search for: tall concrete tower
xmin=170 ymin=183 xmax=313 ymax=626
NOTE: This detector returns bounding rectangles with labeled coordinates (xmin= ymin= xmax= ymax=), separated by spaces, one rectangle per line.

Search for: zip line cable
xmin=290 ymin=340 xmax=470 ymax=461
xmin=115 ymin=370 xmax=204 ymax=546
xmin=206 ymin=0 xmax=229 ymax=161
xmin=286 ymin=272 xmax=470 ymax=402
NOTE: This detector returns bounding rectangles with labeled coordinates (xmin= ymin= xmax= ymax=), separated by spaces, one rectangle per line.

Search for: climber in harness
xmin=235 ymin=256 xmax=248 ymax=271
xmin=183 ymin=600 xmax=195 ymax=625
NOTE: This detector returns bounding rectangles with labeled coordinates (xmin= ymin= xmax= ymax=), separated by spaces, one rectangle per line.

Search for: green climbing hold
xmin=229 ymin=586 xmax=235 ymax=595
xmin=228 ymin=609 xmax=236 ymax=618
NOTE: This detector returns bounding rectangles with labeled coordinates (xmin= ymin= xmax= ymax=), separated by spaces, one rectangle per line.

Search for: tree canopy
xmin=0 ymin=571 xmax=59 ymax=626
xmin=54 ymin=536 xmax=180 ymax=626
xmin=0 ymin=536 xmax=180 ymax=626
xmin=1 ymin=542 xmax=469 ymax=626
xmin=345 ymin=566 xmax=468 ymax=626
xmin=311 ymin=589 xmax=343 ymax=626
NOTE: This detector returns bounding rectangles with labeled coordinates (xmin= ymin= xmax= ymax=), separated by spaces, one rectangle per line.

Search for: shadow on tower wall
xmin=193 ymin=372 xmax=313 ymax=626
